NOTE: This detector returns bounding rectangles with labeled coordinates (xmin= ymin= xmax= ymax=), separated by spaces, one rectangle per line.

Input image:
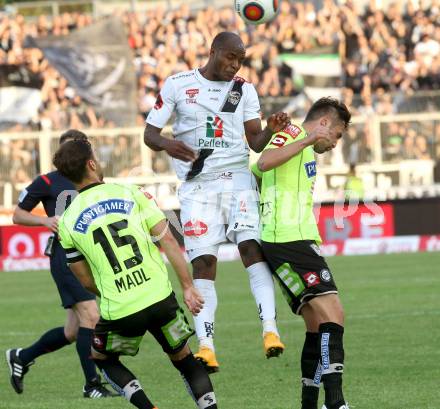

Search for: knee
xmin=64 ymin=328 xmax=77 ymax=343
xmin=78 ymin=304 xmax=100 ymax=328
xmin=192 ymin=255 xmax=217 ymax=280
xmin=238 ymin=239 xmax=263 ymax=266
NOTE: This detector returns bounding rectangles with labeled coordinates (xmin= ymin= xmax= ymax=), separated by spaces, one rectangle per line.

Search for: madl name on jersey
xmin=115 ymin=267 xmax=150 ymax=293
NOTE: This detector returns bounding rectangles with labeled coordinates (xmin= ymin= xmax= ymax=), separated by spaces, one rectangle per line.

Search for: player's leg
xmin=5 ymin=248 xmax=76 ymax=394
xmin=71 ymin=299 xmax=114 ymax=397
xmin=91 ymin=313 xmax=152 ymax=406
xmin=237 ymin=238 xmax=284 ymax=357
xmin=150 ymin=293 xmax=217 ymax=408
xmin=307 ymin=294 xmax=347 ymax=409
xmin=227 ymin=173 xmax=284 ymax=358
xmin=169 ymin=345 xmax=217 ymax=409
xmin=300 ymin=304 xmax=322 ymax=409
xmin=179 ymin=181 xmax=223 ymax=372
xmin=191 ymin=252 xmax=220 ymax=373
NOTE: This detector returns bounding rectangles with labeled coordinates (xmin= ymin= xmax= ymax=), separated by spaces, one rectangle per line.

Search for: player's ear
xmin=320 ymin=116 xmax=329 ymax=127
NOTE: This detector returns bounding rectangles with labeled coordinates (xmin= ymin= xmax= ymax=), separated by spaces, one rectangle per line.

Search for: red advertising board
xmin=0 ymin=225 xmax=51 ymax=271
xmin=315 ymin=202 xmax=395 ymax=242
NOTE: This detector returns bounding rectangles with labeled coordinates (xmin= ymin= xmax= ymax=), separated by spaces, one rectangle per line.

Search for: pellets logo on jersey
xmin=304 ymin=271 xmax=321 ymax=287
xmin=183 ymin=220 xmax=208 ymax=237
xmin=154 ymin=94 xmax=163 ymax=110
xmin=185 ymin=88 xmax=199 ymax=104
xmin=305 ymin=161 xmax=317 ymax=178
xmin=74 ymin=199 xmax=134 ymax=233
xmin=270 ymin=134 xmax=288 ymax=147
xmin=206 ymin=115 xmax=223 ymax=138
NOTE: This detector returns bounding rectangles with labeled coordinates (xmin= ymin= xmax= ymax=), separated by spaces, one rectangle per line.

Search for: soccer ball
xmin=235 ymin=0 xmax=281 ymax=25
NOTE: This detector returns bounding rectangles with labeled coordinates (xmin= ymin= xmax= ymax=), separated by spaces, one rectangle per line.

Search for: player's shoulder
xmin=279 ymin=123 xmax=304 ymax=139
xmin=169 ymin=69 xmax=196 ymax=82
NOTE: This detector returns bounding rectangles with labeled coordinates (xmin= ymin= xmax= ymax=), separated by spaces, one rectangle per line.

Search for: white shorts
xmin=178 ymin=169 xmax=260 ymax=261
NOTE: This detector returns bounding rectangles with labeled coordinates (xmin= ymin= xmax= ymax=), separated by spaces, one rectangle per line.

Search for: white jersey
xmin=146 ymin=69 xmax=261 ymax=181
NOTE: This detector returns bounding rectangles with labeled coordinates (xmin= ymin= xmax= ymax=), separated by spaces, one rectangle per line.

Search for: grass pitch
xmin=1 ymin=252 xmax=439 ymax=409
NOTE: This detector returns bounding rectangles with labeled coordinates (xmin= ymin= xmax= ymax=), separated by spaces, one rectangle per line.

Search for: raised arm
xmin=257 ymin=125 xmax=331 ymax=172
xmin=244 ymin=112 xmax=290 ymax=153
xmin=150 ymin=219 xmax=204 ymax=315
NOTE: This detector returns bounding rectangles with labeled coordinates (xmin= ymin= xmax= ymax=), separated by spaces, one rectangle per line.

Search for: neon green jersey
xmin=252 ymin=123 xmax=322 ymax=244
xmin=58 ymin=183 xmax=172 ymax=320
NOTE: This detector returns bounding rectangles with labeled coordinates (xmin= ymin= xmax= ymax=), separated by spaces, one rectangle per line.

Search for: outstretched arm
xmin=257 ymin=125 xmax=331 ymax=172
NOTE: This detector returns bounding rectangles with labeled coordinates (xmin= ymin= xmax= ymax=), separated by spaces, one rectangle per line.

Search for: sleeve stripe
xmin=66 ymin=250 xmax=82 ymax=259
xmin=65 ymin=248 xmax=79 ymax=254
xmin=67 ymin=255 xmax=85 ymax=264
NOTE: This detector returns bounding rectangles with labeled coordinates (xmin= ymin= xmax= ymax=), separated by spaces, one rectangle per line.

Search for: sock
xmin=76 ymin=327 xmax=98 ymax=383
xmin=19 ymin=327 xmax=70 ymax=365
xmin=172 ymin=354 xmax=217 ymax=409
xmin=319 ymin=322 xmax=346 ymax=409
xmin=95 ymin=357 xmax=154 ymax=409
xmin=301 ymin=332 xmax=321 ymax=409
xmin=193 ymin=279 xmax=217 ymax=351
xmin=246 ymin=262 xmax=278 ymax=335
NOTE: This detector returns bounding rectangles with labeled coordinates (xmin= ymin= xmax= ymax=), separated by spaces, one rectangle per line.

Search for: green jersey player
xmin=253 ymin=98 xmax=351 ymax=409
xmin=54 ymin=138 xmax=217 ymax=409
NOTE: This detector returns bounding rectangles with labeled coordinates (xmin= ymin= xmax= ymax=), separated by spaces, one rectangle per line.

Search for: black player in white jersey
xmin=144 ymin=32 xmax=290 ymax=373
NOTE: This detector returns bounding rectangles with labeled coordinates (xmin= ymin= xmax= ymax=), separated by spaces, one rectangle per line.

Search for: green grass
xmin=1 ymin=252 xmax=439 ymax=409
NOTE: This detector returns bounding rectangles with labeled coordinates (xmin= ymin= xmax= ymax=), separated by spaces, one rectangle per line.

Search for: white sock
xmin=193 ymin=279 xmax=217 ymax=351
xmin=246 ymin=262 xmax=279 ymax=336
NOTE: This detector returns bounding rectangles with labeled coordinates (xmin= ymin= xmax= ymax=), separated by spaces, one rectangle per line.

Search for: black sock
xmin=172 ymin=354 xmax=217 ymax=408
xmin=94 ymin=357 xmax=154 ymax=409
xmin=76 ymin=327 xmax=98 ymax=383
xmin=19 ymin=327 xmax=70 ymax=365
xmin=319 ymin=322 xmax=346 ymax=409
xmin=301 ymin=332 xmax=320 ymax=409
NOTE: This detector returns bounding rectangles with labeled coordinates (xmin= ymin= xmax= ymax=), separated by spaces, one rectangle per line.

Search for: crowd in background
xmin=0 ymin=0 xmax=439 ymax=192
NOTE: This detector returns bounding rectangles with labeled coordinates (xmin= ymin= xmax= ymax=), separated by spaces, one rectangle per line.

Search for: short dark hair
xmin=304 ymin=97 xmax=351 ymax=128
xmin=53 ymin=139 xmax=93 ymax=183
xmin=59 ymin=129 xmax=88 ymax=145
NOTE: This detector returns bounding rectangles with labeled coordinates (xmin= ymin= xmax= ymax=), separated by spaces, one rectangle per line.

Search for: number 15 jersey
xmin=146 ymin=69 xmax=261 ymax=181
xmin=58 ymin=183 xmax=172 ymax=320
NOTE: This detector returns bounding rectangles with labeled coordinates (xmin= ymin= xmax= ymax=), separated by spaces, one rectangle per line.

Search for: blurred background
xmin=0 ymin=0 xmax=439 ymax=269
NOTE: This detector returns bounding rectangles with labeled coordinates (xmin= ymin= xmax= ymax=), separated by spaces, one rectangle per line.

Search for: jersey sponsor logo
xmin=218 ymin=171 xmax=232 ymax=180
xmin=185 ymin=88 xmax=199 ymax=104
xmin=171 ymin=72 xmax=195 ymax=80
xmin=305 ymin=161 xmax=317 ymax=178
xmin=208 ymin=88 xmax=221 ymax=92
xmin=198 ymin=115 xmax=230 ymax=148
xmin=183 ymin=220 xmax=208 ymax=237
xmin=304 ymin=271 xmax=321 ymax=287
xmin=270 ymin=135 xmax=288 ymax=147
xmin=284 ymin=124 xmax=302 ymax=138
xmin=154 ymin=94 xmax=163 ymax=110
xmin=74 ymin=199 xmax=134 ymax=233
xmin=320 ymin=269 xmax=332 ymax=282
xmin=227 ymin=90 xmax=241 ymax=105
xmin=114 ymin=267 xmax=150 ymax=293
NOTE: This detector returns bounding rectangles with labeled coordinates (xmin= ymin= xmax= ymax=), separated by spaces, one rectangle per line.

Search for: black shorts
xmin=50 ymin=240 xmax=95 ymax=309
xmin=261 ymin=240 xmax=338 ymax=315
xmin=92 ymin=292 xmax=194 ymax=357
